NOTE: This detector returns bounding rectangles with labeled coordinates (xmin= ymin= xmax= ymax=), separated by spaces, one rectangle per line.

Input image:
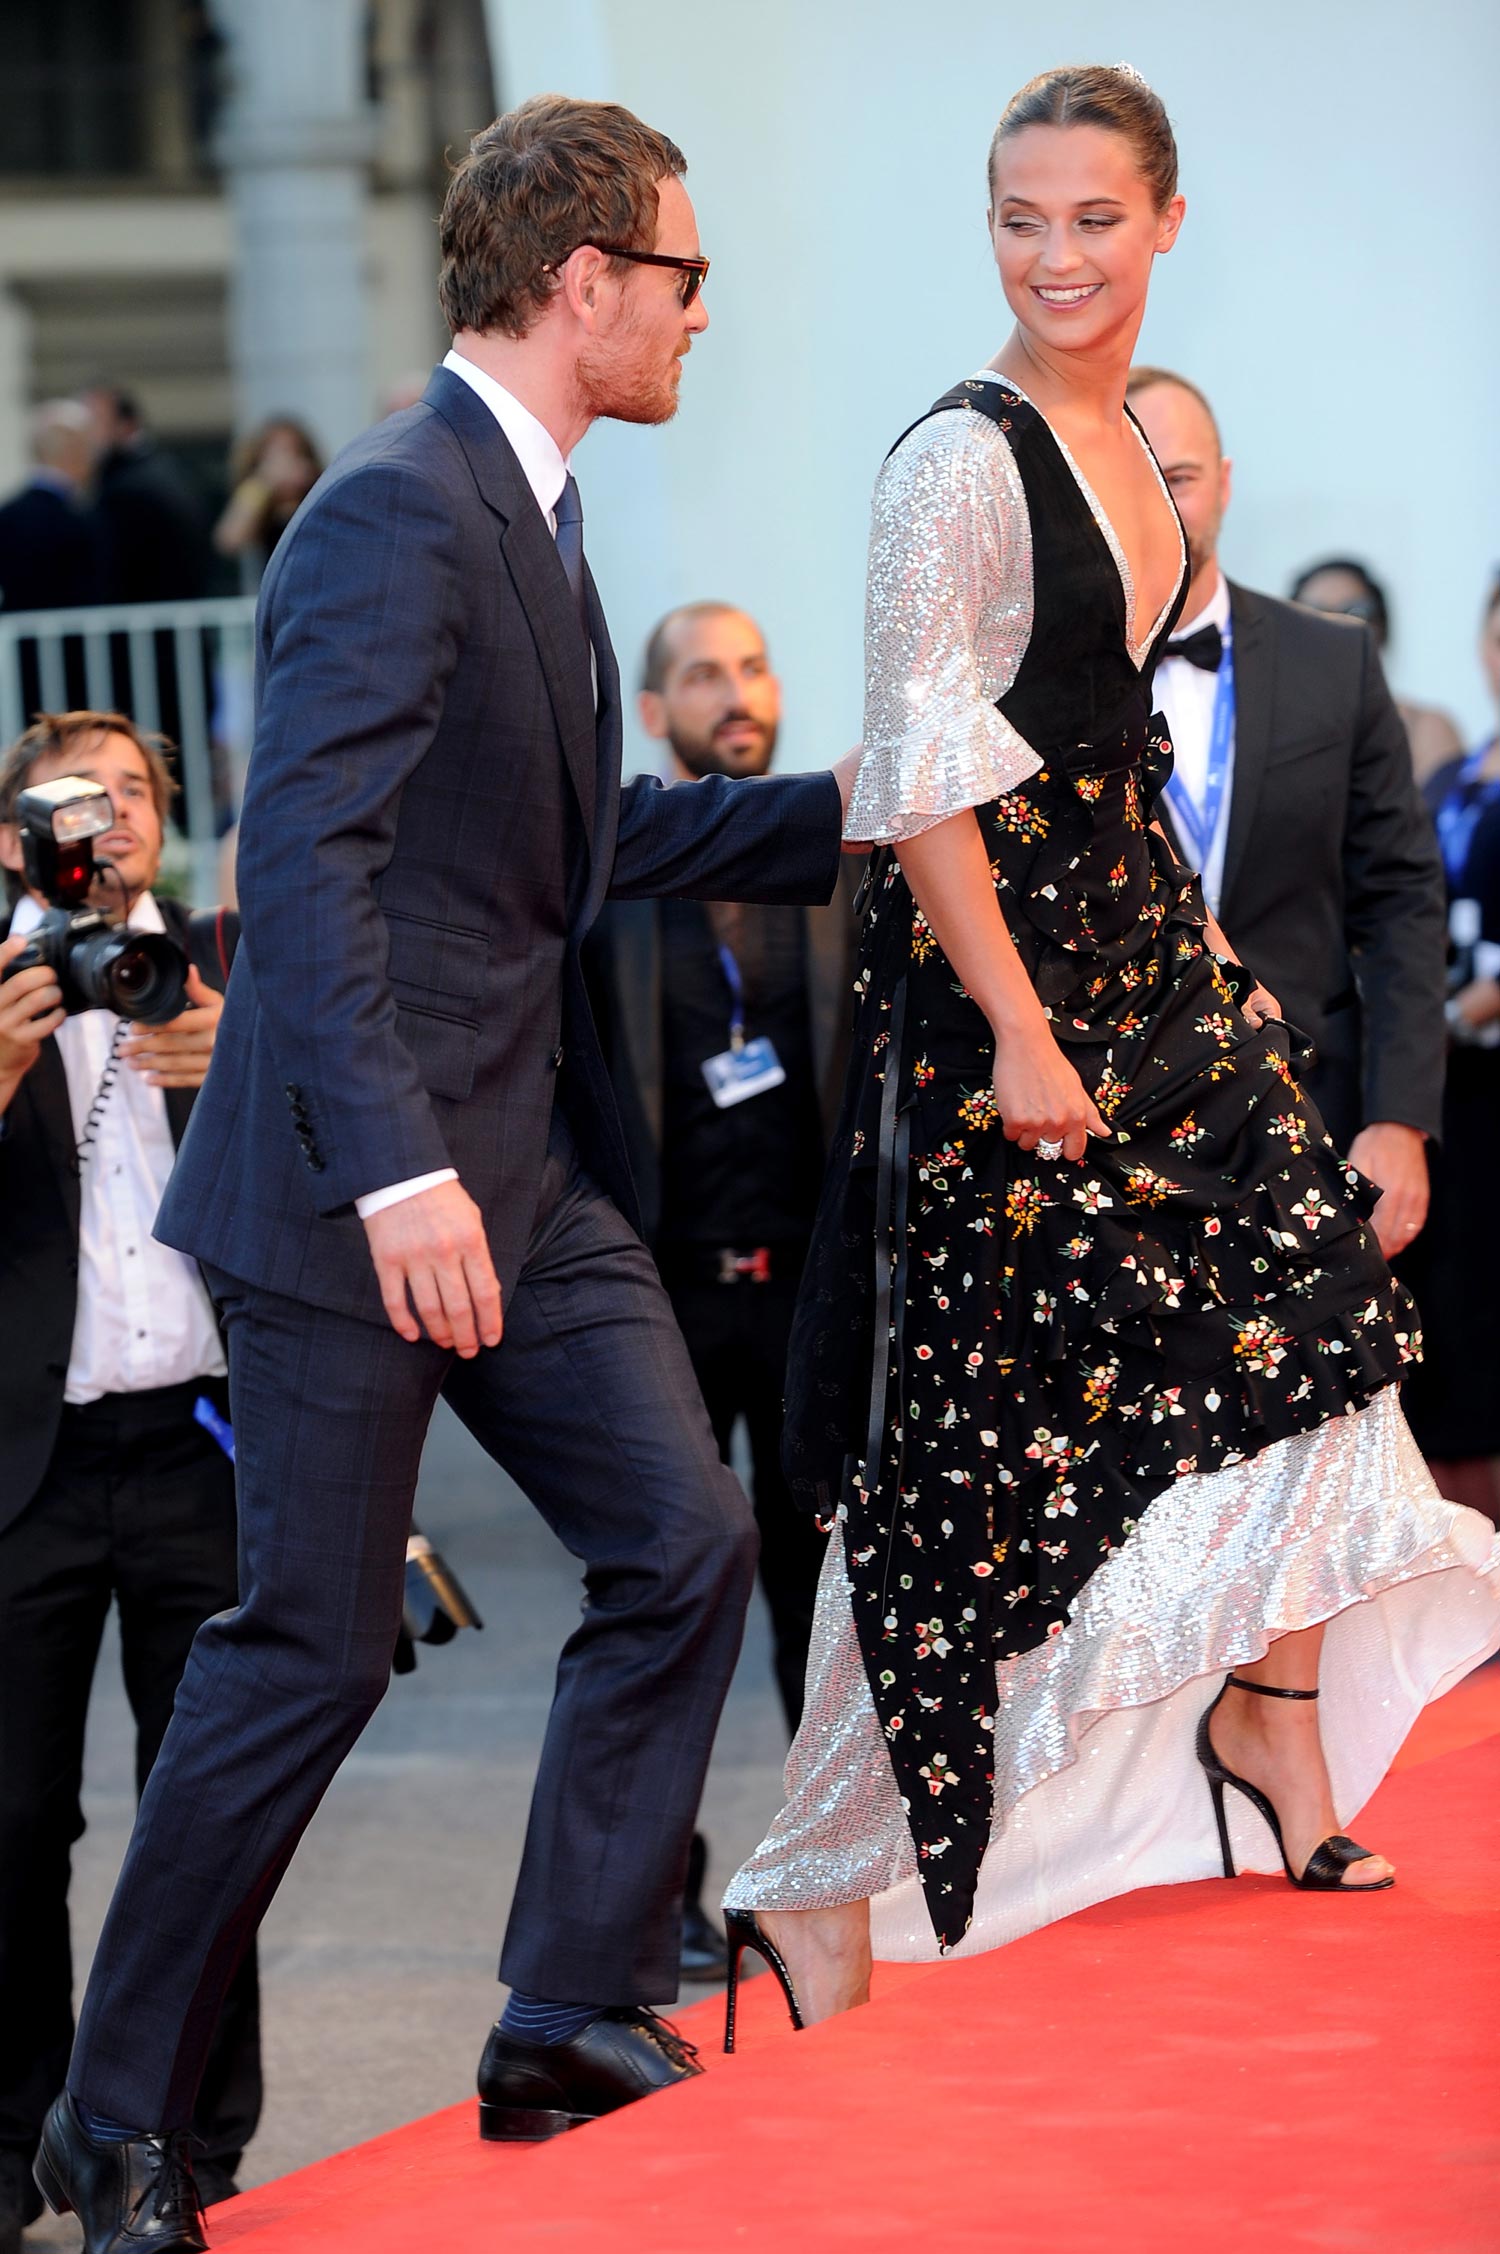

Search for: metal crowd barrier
xmin=0 ymin=595 xmax=258 ymax=903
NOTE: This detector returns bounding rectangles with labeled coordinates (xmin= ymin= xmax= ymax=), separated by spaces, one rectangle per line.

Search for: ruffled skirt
xmin=725 ymin=1384 xmax=1500 ymax=1955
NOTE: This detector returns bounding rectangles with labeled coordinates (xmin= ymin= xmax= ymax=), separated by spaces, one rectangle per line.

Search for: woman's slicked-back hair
xmin=988 ymin=65 xmax=1179 ymax=213
xmin=438 ymin=94 xmax=687 ymax=341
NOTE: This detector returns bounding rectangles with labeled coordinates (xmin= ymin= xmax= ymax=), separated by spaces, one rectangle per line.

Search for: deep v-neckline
xmin=979 ymin=373 xmax=1186 ymax=670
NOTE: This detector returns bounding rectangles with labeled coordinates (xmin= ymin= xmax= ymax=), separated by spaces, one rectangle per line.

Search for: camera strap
xmin=76 ymin=1017 xmax=129 ymax=1167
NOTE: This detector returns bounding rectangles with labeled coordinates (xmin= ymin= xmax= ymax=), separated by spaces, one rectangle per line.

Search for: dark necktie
xmin=552 ymin=472 xmax=590 ymax=642
xmin=1164 ymin=621 xmax=1223 ymax=672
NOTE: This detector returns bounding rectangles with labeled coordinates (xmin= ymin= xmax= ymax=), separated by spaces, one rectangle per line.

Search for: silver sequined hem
xmin=723 ymin=1386 xmax=1500 ymax=1958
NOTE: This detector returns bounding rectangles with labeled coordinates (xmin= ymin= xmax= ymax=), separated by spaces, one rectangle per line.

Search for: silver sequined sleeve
xmin=845 ymin=405 xmax=1041 ymax=845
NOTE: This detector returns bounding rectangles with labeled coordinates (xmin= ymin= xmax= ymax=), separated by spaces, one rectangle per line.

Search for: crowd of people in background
xmin=0 ymin=392 xmax=323 ymax=623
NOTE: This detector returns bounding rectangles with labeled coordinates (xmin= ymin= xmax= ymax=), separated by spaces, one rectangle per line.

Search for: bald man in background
xmin=1127 ymin=367 xmax=1445 ymax=1259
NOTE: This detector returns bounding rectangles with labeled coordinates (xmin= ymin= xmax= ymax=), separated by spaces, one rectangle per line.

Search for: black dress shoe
xmin=33 ymin=2093 xmax=207 ymax=2254
xmin=0 ymin=2144 xmax=43 ymax=2254
xmin=680 ymin=1897 xmax=730 ymax=1982
xmin=477 ymin=2007 xmax=702 ymax=2141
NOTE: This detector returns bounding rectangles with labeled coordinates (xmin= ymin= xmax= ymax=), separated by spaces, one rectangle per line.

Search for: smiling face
xmin=576 ymin=173 xmax=710 ymax=428
xmin=988 ymin=122 xmax=1183 ymax=360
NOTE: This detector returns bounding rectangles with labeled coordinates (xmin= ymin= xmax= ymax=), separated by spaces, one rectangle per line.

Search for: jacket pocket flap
xmin=384 ymin=911 xmax=488 ymax=1004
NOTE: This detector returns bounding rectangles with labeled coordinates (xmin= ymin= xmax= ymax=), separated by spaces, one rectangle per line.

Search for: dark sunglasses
xmin=586 ymin=246 xmax=710 ymax=308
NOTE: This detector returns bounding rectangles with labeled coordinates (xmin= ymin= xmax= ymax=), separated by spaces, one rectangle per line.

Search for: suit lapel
xmin=422 ymin=368 xmax=600 ymax=850
xmin=1219 ymin=581 xmax=1275 ymax=916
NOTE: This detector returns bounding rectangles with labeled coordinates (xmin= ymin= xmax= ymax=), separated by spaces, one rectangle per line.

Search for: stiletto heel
xmin=722 ymin=1909 xmax=805 ymax=2053
xmin=1195 ymin=1674 xmax=1394 ymax=1892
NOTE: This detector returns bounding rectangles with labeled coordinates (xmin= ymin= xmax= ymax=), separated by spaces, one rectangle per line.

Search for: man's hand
xmin=1346 ymin=1120 xmax=1429 ymax=1258
xmin=832 ymin=745 xmax=864 ymax=839
xmin=362 ymin=1178 xmax=503 ymax=1357
xmin=0 ymin=932 xmax=66 ymax=1111
xmin=120 ymin=966 xmax=223 ymax=1090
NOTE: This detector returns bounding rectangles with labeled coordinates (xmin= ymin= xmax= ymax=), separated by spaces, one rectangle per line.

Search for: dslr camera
xmin=2 ymin=774 xmax=187 ymax=1022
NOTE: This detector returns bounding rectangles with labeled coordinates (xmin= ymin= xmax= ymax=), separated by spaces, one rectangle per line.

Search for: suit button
xmin=552 ymin=1046 xmax=564 ymax=1070
xmin=285 ymin=1083 xmax=302 ymax=1101
xmin=307 ymin=1154 xmax=326 ymax=1172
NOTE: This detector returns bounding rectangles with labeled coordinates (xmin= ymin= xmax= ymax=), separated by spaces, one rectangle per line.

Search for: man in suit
xmin=0 ymin=712 xmax=258 ymax=2254
xmin=80 ymin=389 xmax=212 ymax=607
xmin=0 ymin=402 xmax=105 ymax=618
xmin=41 ymin=97 xmax=855 ymax=2248
xmin=1126 ymin=368 xmax=1445 ymax=1257
xmin=586 ymin=603 xmax=860 ymax=1976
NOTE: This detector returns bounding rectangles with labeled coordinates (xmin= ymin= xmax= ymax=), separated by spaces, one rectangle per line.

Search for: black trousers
xmin=666 ymin=1277 xmax=827 ymax=1733
xmin=0 ymin=1380 xmax=261 ymax=2169
xmin=70 ymin=1124 xmax=758 ymax=2131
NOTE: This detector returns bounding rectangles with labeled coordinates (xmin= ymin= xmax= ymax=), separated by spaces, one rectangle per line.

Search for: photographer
xmin=0 ymin=712 xmax=258 ymax=2252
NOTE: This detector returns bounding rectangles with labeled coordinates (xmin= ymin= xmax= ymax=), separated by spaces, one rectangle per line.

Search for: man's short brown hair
xmin=1125 ymin=365 xmax=1223 ymax=454
xmin=0 ymin=710 xmax=176 ymax=904
xmin=438 ymin=95 xmax=687 ymax=342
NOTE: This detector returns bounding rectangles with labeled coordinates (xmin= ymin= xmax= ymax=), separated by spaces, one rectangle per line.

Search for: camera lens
xmin=69 ymin=929 xmax=188 ymax=1024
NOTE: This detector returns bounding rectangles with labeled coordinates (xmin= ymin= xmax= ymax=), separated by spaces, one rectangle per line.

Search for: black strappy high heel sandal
xmin=722 ymin=1909 xmax=805 ymax=2053
xmin=1196 ymin=1674 xmax=1394 ymax=1891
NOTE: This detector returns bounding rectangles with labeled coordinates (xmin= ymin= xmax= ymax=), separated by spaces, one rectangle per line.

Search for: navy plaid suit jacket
xmin=156 ymin=367 xmax=842 ymax=1322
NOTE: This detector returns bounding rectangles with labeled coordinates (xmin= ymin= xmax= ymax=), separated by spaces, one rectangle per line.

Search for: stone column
xmin=210 ymin=0 xmax=376 ymax=456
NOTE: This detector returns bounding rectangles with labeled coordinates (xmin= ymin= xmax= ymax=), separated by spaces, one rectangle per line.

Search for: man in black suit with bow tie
xmin=39 ymin=97 xmax=856 ymax=2251
xmin=1127 ymin=367 xmax=1446 ymax=1258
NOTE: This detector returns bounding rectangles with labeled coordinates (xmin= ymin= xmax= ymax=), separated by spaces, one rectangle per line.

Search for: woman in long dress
xmin=722 ymin=64 xmax=1499 ymax=2027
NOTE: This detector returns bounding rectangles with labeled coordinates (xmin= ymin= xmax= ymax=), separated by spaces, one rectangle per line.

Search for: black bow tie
xmin=1165 ymin=622 xmax=1223 ymax=673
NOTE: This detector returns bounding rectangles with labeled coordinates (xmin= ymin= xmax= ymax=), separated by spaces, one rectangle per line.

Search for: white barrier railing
xmin=0 ymin=596 xmax=259 ymax=903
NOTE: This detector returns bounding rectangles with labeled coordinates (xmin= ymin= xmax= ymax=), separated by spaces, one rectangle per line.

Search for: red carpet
xmin=215 ymin=1670 xmax=1500 ymax=2253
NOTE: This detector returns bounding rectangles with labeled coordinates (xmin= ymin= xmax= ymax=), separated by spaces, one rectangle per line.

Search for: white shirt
xmin=1155 ymin=570 xmax=1234 ymax=918
xmin=11 ymin=889 xmax=227 ymax=1404
xmin=357 ymin=351 xmax=579 ymax=1221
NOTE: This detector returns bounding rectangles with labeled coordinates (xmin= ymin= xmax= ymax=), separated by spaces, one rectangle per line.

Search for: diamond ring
xmin=1036 ymin=1136 xmax=1064 ymax=1162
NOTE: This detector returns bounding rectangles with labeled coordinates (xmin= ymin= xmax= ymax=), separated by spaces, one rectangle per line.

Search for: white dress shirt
xmin=11 ymin=889 xmax=226 ymax=1404
xmin=1155 ymin=570 xmax=1234 ymax=918
xmin=356 ymin=351 xmax=579 ymax=1221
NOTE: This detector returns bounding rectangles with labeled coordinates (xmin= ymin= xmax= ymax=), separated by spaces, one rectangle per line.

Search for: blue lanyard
xmin=1164 ymin=616 xmax=1235 ymax=881
xmin=1434 ymin=742 xmax=1500 ymax=888
xmin=717 ymin=943 xmax=746 ymax=1050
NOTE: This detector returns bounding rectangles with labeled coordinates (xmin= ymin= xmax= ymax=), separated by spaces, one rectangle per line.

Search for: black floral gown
xmin=726 ymin=376 xmax=1496 ymax=1956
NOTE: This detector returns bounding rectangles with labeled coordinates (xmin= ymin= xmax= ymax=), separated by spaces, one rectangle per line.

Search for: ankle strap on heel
xmin=1225 ymin=1673 xmax=1319 ymax=1700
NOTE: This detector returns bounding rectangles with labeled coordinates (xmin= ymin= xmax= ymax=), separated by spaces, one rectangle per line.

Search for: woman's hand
xmin=992 ymin=1015 xmax=1110 ymax=1161
xmin=1240 ymin=981 xmax=1281 ymax=1028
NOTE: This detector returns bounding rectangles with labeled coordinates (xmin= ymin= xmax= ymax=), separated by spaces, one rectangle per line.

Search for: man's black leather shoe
xmin=33 ymin=2093 xmax=207 ymax=2254
xmin=680 ymin=1898 xmax=729 ymax=1982
xmin=477 ymin=2007 xmax=703 ymax=2141
xmin=0 ymin=2144 xmax=43 ymax=2254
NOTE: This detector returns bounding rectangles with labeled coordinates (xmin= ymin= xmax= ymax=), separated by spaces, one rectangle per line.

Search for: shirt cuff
xmin=355 ymin=1168 xmax=459 ymax=1220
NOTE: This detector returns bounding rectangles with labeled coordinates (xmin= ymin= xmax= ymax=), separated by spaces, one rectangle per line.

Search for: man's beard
xmin=577 ymin=332 xmax=683 ymax=429
xmin=670 ymin=716 xmax=778 ymax=779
